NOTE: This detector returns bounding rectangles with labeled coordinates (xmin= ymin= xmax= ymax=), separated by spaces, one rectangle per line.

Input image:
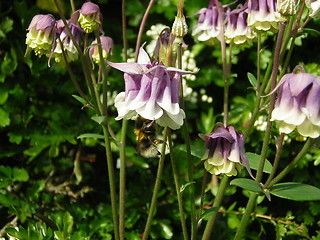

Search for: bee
xmin=134 ymin=116 xmax=164 ymax=158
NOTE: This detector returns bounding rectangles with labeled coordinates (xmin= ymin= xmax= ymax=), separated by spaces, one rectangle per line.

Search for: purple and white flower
xmin=108 ymin=47 xmax=193 ymax=130
xmin=247 ymin=0 xmax=282 ymax=32
xmin=305 ymin=0 xmax=320 ymax=18
xmin=89 ymin=36 xmax=114 ymax=64
xmin=224 ymin=6 xmax=256 ymax=45
xmin=25 ymin=14 xmax=56 ymax=56
xmin=53 ymin=21 xmax=84 ymax=62
xmin=192 ymin=0 xmax=225 ymax=42
xmin=199 ymin=124 xmax=252 ymax=177
xmin=271 ymin=73 xmax=320 ymax=138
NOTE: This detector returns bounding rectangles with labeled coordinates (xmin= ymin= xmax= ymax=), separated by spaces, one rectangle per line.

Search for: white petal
xmin=136 ymin=100 xmax=163 ymax=120
xmin=137 ymin=47 xmax=151 ymax=64
xmin=297 ymin=120 xmax=320 ymax=138
xmin=276 ymin=121 xmax=296 ymax=134
xmin=156 ymin=109 xmax=185 ymax=130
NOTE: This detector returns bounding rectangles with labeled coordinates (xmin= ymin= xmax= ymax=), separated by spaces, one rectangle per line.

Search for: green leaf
xmin=63 ymin=212 xmax=74 ymax=238
xmin=0 ymin=88 xmax=8 ymax=105
xmin=0 ymin=108 xmax=10 ymax=126
xmin=246 ymin=152 xmax=272 ymax=173
xmin=77 ymin=133 xmax=105 ymax=139
xmin=270 ymin=182 xmax=320 ymax=201
xmin=180 ymin=181 xmax=195 ymax=193
xmin=12 ymin=168 xmax=29 ymax=182
xmin=72 ymin=95 xmax=87 ymax=106
xmin=230 ymin=178 xmax=262 ymax=193
xmin=91 ymin=115 xmax=106 ymax=125
xmin=159 ymin=221 xmax=173 ymax=239
xmin=198 ymin=207 xmax=219 ymax=223
xmin=247 ymin=72 xmax=257 ymax=88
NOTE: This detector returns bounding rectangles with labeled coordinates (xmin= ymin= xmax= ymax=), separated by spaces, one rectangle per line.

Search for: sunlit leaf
xmin=270 ymin=182 xmax=320 ymax=201
xmin=12 ymin=168 xmax=29 ymax=182
xmin=77 ymin=133 xmax=105 ymax=139
xmin=246 ymin=152 xmax=272 ymax=173
xmin=247 ymin=72 xmax=257 ymax=88
xmin=198 ymin=207 xmax=219 ymax=223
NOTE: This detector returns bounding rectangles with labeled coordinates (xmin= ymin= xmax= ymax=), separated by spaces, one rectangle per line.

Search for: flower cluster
xmin=25 ymin=2 xmax=112 ymax=64
xmin=271 ymin=73 xmax=320 ymax=138
xmin=199 ymin=124 xmax=252 ymax=177
xmin=193 ymin=0 xmax=283 ymax=45
xmin=108 ymin=48 xmax=193 ymax=130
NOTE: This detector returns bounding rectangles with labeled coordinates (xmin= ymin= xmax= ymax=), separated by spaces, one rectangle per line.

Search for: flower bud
xmin=172 ymin=15 xmax=188 ymax=40
xmin=276 ymin=0 xmax=298 ymax=16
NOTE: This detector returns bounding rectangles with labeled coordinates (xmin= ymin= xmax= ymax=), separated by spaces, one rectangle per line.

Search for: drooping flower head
xmin=192 ymin=0 xmax=227 ymax=42
xmin=199 ymin=123 xmax=252 ymax=177
xmin=25 ymin=14 xmax=56 ymax=57
xmin=276 ymin=0 xmax=298 ymax=16
xmin=247 ymin=0 xmax=282 ymax=32
xmin=224 ymin=5 xmax=257 ymax=45
xmin=78 ymin=2 xmax=102 ymax=33
xmin=271 ymin=72 xmax=320 ymax=138
xmin=89 ymin=36 xmax=114 ymax=64
xmin=305 ymin=0 xmax=320 ymax=18
xmin=108 ymin=47 xmax=193 ymax=130
xmin=53 ymin=20 xmax=84 ymax=62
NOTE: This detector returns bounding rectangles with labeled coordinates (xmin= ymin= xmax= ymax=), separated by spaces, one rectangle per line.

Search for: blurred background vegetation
xmin=1 ymin=0 xmax=320 ymax=239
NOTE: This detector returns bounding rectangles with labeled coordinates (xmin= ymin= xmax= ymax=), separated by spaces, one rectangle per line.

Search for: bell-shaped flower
xmin=108 ymin=47 xmax=193 ymax=130
xmin=192 ymin=0 xmax=225 ymax=42
xmin=78 ymin=2 xmax=102 ymax=33
xmin=276 ymin=0 xmax=298 ymax=16
xmin=89 ymin=36 xmax=114 ymax=64
xmin=305 ymin=0 xmax=320 ymax=18
xmin=199 ymin=123 xmax=252 ymax=177
xmin=53 ymin=21 xmax=84 ymax=62
xmin=247 ymin=0 xmax=282 ymax=32
xmin=224 ymin=6 xmax=257 ymax=45
xmin=271 ymin=73 xmax=320 ymax=138
xmin=25 ymin=14 xmax=56 ymax=56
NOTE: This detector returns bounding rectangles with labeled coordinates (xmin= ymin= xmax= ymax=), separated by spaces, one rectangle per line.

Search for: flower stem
xmin=267 ymin=138 xmax=314 ymax=187
xmin=234 ymin=22 xmax=286 ymax=240
xmin=201 ymin=175 xmax=230 ymax=240
xmin=142 ymin=127 xmax=169 ymax=240
xmin=134 ymin=0 xmax=156 ymax=62
xmin=122 ymin=0 xmax=128 ymax=61
xmin=168 ymin=129 xmax=188 ymax=240
xmin=176 ymin=40 xmax=196 ymax=240
xmin=102 ymin=124 xmax=119 ymax=240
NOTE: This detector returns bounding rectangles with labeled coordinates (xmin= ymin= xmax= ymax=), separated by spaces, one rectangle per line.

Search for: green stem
xmin=69 ymin=0 xmax=75 ymax=13
xmin=142 ymin=128 xmax=169 ymax=240
xmin=176 ymin=41 xmax=196 ymax=240
xmin=267 ymin=138 xmax=314 ymax=187
xmin=201 ymin=175 xmax=230 ymax=240
xmin=168 ymin=130 xmax=188 ymax=240
xmin=264 ymin=133 xmax=285 ymax=187
xmin=233 ymin=193 xmax=258 ymax=240
xmin=102 ymin=125 xmax=119 ymax=240
xmin=122 ymin=0 xmax=128 ymax=61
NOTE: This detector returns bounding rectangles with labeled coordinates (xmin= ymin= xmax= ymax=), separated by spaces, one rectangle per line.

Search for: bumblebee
xmin=134 ymin=116 xmax=164 ymax=158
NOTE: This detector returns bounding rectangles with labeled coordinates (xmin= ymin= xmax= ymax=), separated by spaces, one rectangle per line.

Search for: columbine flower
xmin=224 ymin=5 xmax=256 ymax=45
xmin=25 ymin=14 xmax=56 ymax=56
xmin=247 ymin=0 xmax=282 ymax=32
xmin=192 ymin=0 xmax=225 ymax=42
xmin=199 ymin=123 xmax=251 ymax=177
xmin=276 ymin=0 xmax=298 ymax=16
xmin=271 ymin=73 xmax=320 ymax=138
xmin=53 ymin=20 xmax=83 ymax=62
xmin=89 ymin=36 xmax=114 ymax=64
xmin=108 ymin=47 xmax=193 ymax=130
xmin=305 ymin=0 xmax=320 ymax=18
xmin=78 ymin=2 xmax=102 ymax=33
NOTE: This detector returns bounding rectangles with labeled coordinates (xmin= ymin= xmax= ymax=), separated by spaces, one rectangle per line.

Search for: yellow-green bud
xmin=172 ymin=15 xmax=188 ymax=39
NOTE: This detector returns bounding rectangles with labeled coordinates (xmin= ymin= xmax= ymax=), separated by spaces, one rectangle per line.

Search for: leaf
xmin=63 ymin=212 xmax=74 ymax=238
xmin=180 ymin=181 xmax=195 ymax=193
xmin=72 ymin=95 xmax=87 ymax=106
xmin=77 ymin=133 xmax=105 ymax=139
xmin=198 ymin=207 xmax=219 ymax=223
xmin=270 ymin=182 xmax=320 ymax=201
xmin=12 ymin=168 xmax=29 ymax=182
xmin=247 ymin=72 xmax=257 ymax=88
xmin=91 ymin=115 xmax=106 ymax=125
xmin=0 ymin=88 xmax=8 ymax=105
xmin=246 ymin=152 xmax=272 ymax=174
xmin=230 ymin=178 xmax=262 ymax=193
xmin=0 ymin=108 xmax=10 ymax=127
xmin=159 ymin=221 xmax=173 ymax=239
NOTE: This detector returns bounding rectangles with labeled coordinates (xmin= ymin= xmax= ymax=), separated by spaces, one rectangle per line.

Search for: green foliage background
xmin=1 ymin=0 xmax=320 ymax=239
